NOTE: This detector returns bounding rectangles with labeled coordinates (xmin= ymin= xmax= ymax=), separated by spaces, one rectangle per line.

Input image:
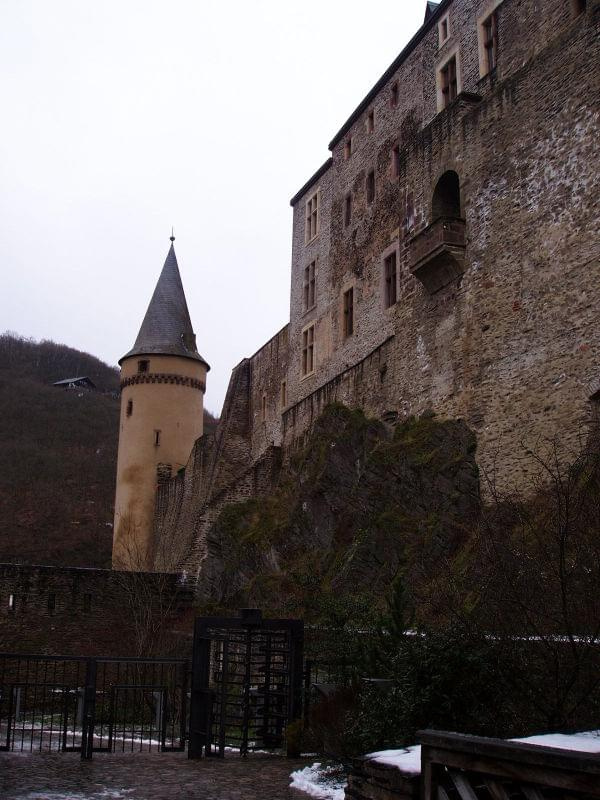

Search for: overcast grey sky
xmin=1 ymin=0 xmax=424 ymax=415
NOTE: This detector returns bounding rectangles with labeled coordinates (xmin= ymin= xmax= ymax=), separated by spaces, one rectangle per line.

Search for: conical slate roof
xmin=120 ymin=243 xmax=209 ymax=369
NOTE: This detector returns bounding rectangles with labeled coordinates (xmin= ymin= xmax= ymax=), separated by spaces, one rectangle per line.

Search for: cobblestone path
xmin=0 ymin=751 xmax=314 ymax=799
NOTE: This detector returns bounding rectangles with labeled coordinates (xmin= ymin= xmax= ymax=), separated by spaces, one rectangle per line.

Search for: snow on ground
xmin=366 ymin=744 xmax=422 ymax=773
xmin=290 ymin=762 xmax=346 ymax=800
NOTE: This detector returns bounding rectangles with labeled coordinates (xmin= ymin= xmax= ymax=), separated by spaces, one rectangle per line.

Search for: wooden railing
xmin=419 ymin=730 xmax=600 ymax=799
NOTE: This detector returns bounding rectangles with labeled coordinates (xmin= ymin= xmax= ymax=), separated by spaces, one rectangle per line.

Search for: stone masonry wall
xmin=152 ymin=0 xmax=600 ymax=583
xmin=0 ymin=564 xmax=193 ymax=657
xmin=282 ymin=0 xmax=600 ymax=490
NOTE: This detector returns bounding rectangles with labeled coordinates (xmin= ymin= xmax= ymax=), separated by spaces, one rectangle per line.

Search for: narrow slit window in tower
xmin=367 ymin=109 xmax=375 ymax=132
xmin=154 ymin=430 xmax=161 ymax=447
xmin=384 ymin=253 xmax=397 ymax=308
xmin=344 ymin=194 xmax=352 ymax=227
xmin=366 ymin=170 xmax=375 ymax=204
xmin=343 ymin=288 xmax=354 ymax=338
xmin=126 ymin=399 xmax=133 ymax=417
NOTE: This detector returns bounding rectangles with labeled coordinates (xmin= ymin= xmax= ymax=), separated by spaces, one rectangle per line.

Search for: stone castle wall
xmin=0 ymin=563 xmax=193 ymax=657
xmin=153 ymin=0 xmax=600 ymax=579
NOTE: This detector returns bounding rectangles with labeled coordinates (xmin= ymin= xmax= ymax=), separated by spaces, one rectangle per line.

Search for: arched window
xmin=432 ymin=171 xmax=461 ymax=219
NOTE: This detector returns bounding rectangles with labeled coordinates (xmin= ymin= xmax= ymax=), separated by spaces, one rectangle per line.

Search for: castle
xmin=113 ymin=0 xmax=600 ymax=577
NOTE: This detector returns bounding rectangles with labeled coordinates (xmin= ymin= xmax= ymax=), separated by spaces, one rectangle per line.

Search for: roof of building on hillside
xmin=52 ymin=376 xmax=96 ymax=388
xmin=120 ymin=242 xmax=210 ymax=369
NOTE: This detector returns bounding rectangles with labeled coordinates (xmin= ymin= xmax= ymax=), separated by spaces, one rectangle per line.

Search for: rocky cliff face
xmin=199 ymin=404 xmax=480 ymax=618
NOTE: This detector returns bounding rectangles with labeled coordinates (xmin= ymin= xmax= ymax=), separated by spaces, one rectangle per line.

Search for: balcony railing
xmin=408 ymin=216 xmax=466 ymax=294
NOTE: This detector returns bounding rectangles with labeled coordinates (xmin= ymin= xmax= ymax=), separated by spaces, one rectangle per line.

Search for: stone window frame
xmin=280 ymin=380 xmax=287 ymax=409
xmin=381 ymin=242 xmax=400 ymax=311
xmin=436 ymin=45 xmax=462 ymax=112
xmin=261 ymin=392 xmax=267 ymax=422
xmin=344 ymin=138 xmax=352 ymax=160
xmin=344 ymin=193 xmax=352 ymax=228
xmin=305 ymin=189 xmax=320 ymax=244
xmin=301 ymin=321 xmax=316 ymax=379
xmin=138 ymin=359 xmax=149 ymax=373
xmin=390 ymin=81 xmax=399 ymax=109
xmin=342 ymin=285 xmax=355 ymax=339
xmin=366 ymin=169 xmax=376 ymax=205
xmin=367 ymin=109 xmax=375 ymax=133
xmin=477 ymin=0 xmax=504 ymax=78
xmin=438 ymin=12 xmax=451 ymax=47
xmin=303 ymin=259 xmax=317 ymax=313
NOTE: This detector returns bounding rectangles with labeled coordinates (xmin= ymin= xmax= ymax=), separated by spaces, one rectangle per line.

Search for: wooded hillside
xmin=0 ymin=333 xmax=217 ymax=568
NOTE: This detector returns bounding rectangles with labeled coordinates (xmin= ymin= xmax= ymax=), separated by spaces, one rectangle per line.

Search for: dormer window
xmin=138 ymin=360 xmax=149 ymax=373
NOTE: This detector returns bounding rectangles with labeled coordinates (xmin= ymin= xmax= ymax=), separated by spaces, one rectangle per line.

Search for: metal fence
xmin=0 ymin=654 xmax=188 ymax=758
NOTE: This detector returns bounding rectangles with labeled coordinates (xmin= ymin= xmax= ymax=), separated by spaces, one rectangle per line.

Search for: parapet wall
xmin=0 ymin=563 xmax=194 ymax=657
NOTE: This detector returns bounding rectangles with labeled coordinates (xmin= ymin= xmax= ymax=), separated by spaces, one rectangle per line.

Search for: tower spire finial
xmin=170 ymin=226 xmax=175 ymax=243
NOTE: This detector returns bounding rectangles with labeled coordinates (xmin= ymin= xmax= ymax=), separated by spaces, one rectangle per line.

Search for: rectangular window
xmin=302 ymin=325 xmax=315 ymax=376
xmin=367 ymin=109 xmax=375 ymax=132
xmin=391 ymin=145 xmax=401 ymax=178
xmin=280 ymin=380 xmax=287 ymax=408
xmin=483 ymin=12 xmax=498 ymax=73
xmin=390 ymin=82 xmax=399 ymax=108
xmin=343 ymin=288 xmax=354 ymax=338
xmin=441 ymin=56 xmax=458 ymax=107
xmin=344 ymin=138 xmax=352 ymax=160
xmin=303 ymin=261 xmax=316 ymax=311
xmin=439 ymin=14 xmax=450 ymax=45
xmin=126 ymin=399 xmax=133 ymax=417
xmin=154 ymin=430 xmax=161 ymax=447
xmin=138 ymin=360 xmax=149 ymax=373
xmin=344 ymin=194 xmax=352 ymax=227
xmin=366 ymin=170 xmax=375 ymax=204
xmin=305 ymin=190 xmax=319 ymax=243
xmin=8 ymin=593 xmax=15 ymax=612
xmin=384 ymin=252 xmax=398 ymax=308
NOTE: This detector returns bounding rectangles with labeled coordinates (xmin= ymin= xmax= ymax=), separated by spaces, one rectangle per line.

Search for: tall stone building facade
xmin=153 ymin=0 xmax=599 ymax=581
xmin=113 ymin=241 xmax=209 ymax=571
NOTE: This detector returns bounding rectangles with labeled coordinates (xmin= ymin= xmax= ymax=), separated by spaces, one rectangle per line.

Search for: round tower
xmin=112 ymin=238 xmax=209 ymax=571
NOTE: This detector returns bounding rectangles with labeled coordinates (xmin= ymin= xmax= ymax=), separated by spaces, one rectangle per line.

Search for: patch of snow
xmin=290 ymin=762 xmax=346 ymax=800
xmin=367 ymin=745 xmax=422 ymax=773
xmin=512 ymin=730 xmax=600 ymax=753
xmin=364 ymin=730 xmax=600 ymax=778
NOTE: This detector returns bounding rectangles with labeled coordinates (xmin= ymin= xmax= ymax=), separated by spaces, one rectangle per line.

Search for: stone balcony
xmin=408 ymin=216 xmax=466 ymax=294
